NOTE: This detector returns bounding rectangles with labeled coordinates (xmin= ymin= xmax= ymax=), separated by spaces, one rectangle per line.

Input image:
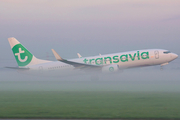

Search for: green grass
xmin=0 ymin=91 xmax=180 ymax=119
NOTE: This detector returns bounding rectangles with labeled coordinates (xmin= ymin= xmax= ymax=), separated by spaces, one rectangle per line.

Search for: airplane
xmin=7 ymin=37 xmax=178 ymax=79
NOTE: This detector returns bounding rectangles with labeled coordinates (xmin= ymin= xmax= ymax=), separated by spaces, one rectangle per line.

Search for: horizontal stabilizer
xmin=5 ymin=67 xmax=30 ymax=70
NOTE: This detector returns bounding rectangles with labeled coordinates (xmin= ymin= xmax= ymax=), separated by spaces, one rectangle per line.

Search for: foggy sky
xmin=0 ymin=0 xmax=180 ymax=83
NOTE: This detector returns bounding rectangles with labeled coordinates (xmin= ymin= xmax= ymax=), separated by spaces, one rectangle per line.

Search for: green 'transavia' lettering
xmin=95 ymin=58 xmax=103 ymax=65
xmin=83 ymin=51 xmax=149 ymax=65
xmin=89 ymin=59 xmax=95 ymax=64
xmin=120 ymin=54 xmax=128 ymax=62
xmin=104 ymin=57 xmax=112 ymax=64
xmin=141 ymin=52 xmax=149 ymax=59
xmin=113 ymin=56 xmax=119 ymax=63
xmin=129 ymin=53 xmax=136 ymax=61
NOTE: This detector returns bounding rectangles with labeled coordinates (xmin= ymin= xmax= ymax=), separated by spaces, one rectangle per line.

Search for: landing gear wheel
xmin=160 ymin=66 xmax=163 ymax=71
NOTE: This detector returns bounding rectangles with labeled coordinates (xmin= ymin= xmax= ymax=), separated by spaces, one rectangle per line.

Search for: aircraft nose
xmin=172 ymin=53 xmax=178 ymax=60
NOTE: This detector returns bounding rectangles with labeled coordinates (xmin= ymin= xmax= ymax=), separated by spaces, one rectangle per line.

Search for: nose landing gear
xmin=160 ymin=62 xmax=169 ymax=71
xmin=160 ymin=66 xmax=163 ymax=71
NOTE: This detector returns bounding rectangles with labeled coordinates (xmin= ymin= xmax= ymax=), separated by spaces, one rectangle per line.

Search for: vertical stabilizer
xmin=8 ymin=37 xmax=50 ymax=67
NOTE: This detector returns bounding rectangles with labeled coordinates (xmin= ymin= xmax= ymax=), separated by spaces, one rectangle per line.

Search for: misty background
xmin=0 ymin=0 xmax=180 ymax=92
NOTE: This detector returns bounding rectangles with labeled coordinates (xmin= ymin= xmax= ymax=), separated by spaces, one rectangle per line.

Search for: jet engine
xmin=102 ymin=64 xmax=119 ymax=73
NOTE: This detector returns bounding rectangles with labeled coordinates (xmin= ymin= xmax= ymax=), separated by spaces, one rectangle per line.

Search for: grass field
xmin=0 ymin=91 xmax=180 ymax=119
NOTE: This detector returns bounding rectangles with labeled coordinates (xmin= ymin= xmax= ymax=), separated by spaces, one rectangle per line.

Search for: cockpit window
xmin=163 ymin=51 xmax=171 ymax=54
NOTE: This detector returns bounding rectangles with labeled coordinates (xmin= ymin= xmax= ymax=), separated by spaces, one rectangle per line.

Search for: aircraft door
xmin=154 ymin=51 xmax=159 ymax=59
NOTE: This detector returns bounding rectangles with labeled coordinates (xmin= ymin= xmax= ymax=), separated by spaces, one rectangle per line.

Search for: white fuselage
xmin=26 ymin=49 xmax=178 ymax=76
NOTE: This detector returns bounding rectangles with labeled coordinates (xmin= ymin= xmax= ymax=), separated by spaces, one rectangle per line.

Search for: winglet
xmin=51 ymin=49 xmax=63 ymax=61
xmin=77 ymin=53 xmax=82 ymax=58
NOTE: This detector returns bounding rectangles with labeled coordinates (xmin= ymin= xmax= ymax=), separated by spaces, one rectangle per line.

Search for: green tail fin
xmin=8 ymin=37 xmax=50 ymax=67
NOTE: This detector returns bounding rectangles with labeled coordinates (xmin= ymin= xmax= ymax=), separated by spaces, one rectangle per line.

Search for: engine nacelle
xmin=102 ymin=64 xmax=119 ymax=73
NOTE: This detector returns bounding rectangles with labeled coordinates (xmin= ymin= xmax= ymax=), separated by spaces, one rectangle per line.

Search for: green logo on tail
xmin=12 ymin=44 xmax=33 ymax=67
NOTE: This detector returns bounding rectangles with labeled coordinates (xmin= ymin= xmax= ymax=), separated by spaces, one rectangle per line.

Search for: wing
xmin=51 ymin=49 xmax=102 ymax=70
